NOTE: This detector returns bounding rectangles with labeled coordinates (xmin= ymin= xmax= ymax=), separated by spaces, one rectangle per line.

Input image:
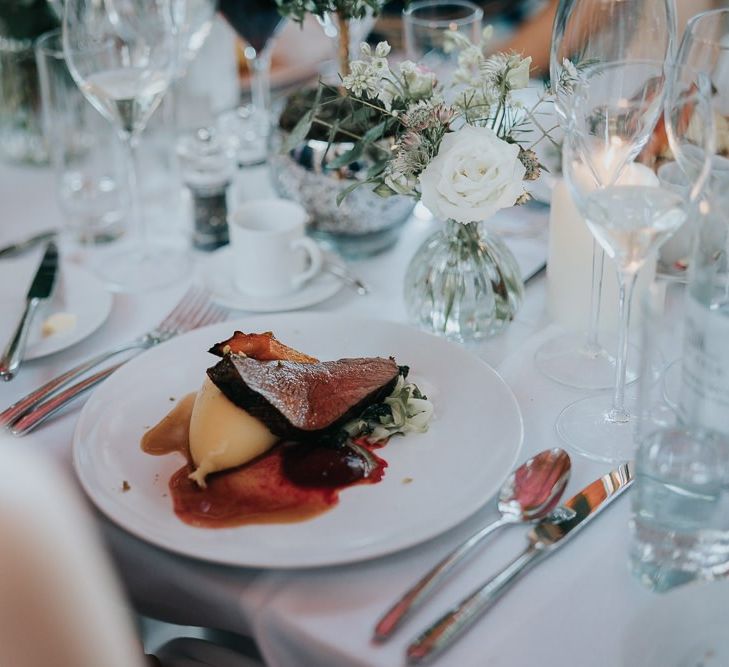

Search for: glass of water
xmin=36 ymin=29 xmax=127 ymax=245
xmin=403 ymin=0 xmax=482 ymax=77
xmin=630 ymin=283 xmax=729 ymax=593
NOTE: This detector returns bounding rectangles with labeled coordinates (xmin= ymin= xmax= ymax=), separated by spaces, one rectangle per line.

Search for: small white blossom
xmin=506 ymin=55 xmax=531 ymax=90
xmin=342 ymin=60 xmax=379 ymax=98
xmin=375 ymin=41 xmax=391 ymax=58
xmin=384 ymin=169 xmax=418 ymax=195
xmin=359 ymin=42 xmax=371 ymax=57
xmin=400 ymin=61 xmax=436 ymax=99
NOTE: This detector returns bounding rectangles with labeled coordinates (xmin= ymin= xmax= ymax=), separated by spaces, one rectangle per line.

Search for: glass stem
xmin=585 ymin=240 xmax=605 ymax=355
xmin=610 ymin=267 xmax=638 ymax=423
xmin=120 ymin=133 xmax=145 ymax=256
xmin=247 ymin=49 xmax=272 ymax=115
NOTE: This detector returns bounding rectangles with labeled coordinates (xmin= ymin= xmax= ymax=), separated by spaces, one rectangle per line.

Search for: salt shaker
xmin=177 ymin=127 xmax=235 ymax=251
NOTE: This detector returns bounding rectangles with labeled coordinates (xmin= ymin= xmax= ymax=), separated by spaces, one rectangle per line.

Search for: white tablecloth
xmin=0 ymin=161 xmax=664 ymax=667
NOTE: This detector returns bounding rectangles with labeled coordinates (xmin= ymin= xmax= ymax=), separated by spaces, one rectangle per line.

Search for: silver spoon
xmin=373 ymin=447 xmax=571 ymax=642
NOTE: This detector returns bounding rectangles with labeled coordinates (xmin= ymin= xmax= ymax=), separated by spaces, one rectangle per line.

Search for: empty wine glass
xmin=557 ymin=60 xmax=713 ymax=462
xmin=403 ymin=0 xmax=482 ymax=79
xmin=217 ymin=0 xmax=286 ymax=166
xmin=535 ymin=0 xmax=676 ymax=389
xmin=63 ymin=0 xmax=189 ymax=292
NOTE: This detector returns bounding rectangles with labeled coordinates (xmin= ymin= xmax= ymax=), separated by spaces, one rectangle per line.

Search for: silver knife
xmin=0 ymin=241 xmax=59 ymax=381
xmin=0 ymin=230 xmax=57 ymax=259
xmin=406 ymin=462 xmax=634 ymax=664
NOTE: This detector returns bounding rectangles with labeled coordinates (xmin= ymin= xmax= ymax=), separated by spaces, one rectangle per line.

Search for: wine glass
xmin=63 ymin=0 xmax=189 ymax=292
xmin=217 ymin=0 xmax=286 ymax=166
xmin=171 ymin=0 xmax=216 ymax=72
xmin=557 ymin=60 xmax=713 ymax=463
xmin=535 ymin=0 xmax=676 ymax=389
xmin=670 ymin=8 xmax=729 ymax=431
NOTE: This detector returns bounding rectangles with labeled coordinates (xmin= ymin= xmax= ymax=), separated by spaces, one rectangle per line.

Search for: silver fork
xmin=2 ymin=287 xmax=229 ymax=435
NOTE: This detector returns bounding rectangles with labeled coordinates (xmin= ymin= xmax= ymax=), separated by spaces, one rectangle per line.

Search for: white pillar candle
xmin=547 ymin=165 xmax=658 ymax=334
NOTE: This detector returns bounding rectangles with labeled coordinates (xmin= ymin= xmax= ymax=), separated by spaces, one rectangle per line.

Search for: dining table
xmin=0 ymin=158 xmax=674 ymax=667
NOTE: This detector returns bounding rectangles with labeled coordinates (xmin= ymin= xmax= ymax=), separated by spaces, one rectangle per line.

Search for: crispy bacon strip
xmin=208 ymin=331 xmax=318 ymax=363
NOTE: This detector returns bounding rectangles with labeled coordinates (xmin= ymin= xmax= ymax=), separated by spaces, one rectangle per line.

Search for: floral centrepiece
xmin=308 ymin=28 xmax=554 ymax=341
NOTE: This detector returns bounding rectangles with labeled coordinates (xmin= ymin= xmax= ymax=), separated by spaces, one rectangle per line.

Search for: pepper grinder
xmin=177 ymin=127 xmax=235 ymax=251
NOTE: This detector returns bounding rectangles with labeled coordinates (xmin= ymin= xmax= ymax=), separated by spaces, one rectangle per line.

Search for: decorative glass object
xmin=404 ymin=220 xmax=524 ymax=342
xmin=0 ymin=35 xmax=47 ymax=164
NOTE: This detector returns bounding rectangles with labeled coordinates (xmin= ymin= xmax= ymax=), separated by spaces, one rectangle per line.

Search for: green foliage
xmin=275 ymin=0 xmax=385 ymax=23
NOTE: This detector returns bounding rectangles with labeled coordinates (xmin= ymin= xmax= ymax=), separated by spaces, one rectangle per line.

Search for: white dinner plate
xmin=0 ymin=259 xmax=113 ymax=360
xmin=202 ymin=247 xmax=343 ymax=312
xmin=73 ymin=314 xmax=523 ymax=568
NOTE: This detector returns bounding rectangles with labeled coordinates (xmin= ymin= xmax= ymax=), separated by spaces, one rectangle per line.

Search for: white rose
xmin=506 ymin=55 xmax=531 ymax=90
xmin=418 ymin=125 xmax=526 ymax=223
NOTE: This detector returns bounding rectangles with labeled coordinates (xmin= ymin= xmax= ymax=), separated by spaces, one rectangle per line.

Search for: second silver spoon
xmin=373 ymin=447 xmax=571 ymax=642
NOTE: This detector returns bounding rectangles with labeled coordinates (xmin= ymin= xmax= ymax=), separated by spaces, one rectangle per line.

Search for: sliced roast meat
xmin=207 ymin=355 xmax=400 ymax=441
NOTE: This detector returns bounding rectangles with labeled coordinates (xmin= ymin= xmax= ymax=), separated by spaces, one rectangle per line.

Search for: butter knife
xmin=0 ymin=230 xmax=57 ymax=259
xmin=406 ymin=462 xmax=634 ymax=664
xmin=0 ymin=241 xmax=59 ymax=381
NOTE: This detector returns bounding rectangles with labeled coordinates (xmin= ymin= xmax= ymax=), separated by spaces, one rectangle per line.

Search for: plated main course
xmin=141 ymin=332 xmax=433 ymax=528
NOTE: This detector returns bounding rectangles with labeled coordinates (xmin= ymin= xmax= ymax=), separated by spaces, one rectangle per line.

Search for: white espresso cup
xmin=228 ymin=199 xmax=323 ymax=297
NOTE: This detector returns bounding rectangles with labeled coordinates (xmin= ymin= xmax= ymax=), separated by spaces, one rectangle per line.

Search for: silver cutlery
xmin=406 ymin=462 xmax=634 ymax=664
xmin=1 ymin=287 xmax=228 ymax=434
xmin=374 ymin=448 xmax=571 ymax=642
xmin=523 ymin=261 xmax=547 ymax=285
xmin=0 ymin=241 xmax=59 ymax=381
xmin=325 ymin=262 xmax=369 ymax=296
xmin=0 ymin=230 xmax=57 ymax=260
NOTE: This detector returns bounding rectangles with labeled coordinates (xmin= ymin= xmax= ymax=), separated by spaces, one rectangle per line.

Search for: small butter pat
xmin=41 ymin=312 xmax=77 ymax=338
xmin=188 ymin=377 xmax=278 ymax=487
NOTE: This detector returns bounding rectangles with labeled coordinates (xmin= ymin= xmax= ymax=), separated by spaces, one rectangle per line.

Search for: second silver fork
xmin=2 ymin=287 xmax=229 ymax=435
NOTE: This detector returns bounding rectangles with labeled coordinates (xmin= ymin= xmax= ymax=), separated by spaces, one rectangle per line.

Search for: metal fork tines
xmin=1 ymin=286 xmax=229 ymax=435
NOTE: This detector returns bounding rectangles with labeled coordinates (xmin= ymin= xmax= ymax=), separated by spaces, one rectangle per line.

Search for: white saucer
xmin=0 ymin=258 xmax=113 ymax=360
xmin=202 ymin=246 xmax=343 ymax=312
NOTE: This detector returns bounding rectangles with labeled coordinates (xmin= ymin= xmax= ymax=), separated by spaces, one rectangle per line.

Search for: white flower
xmin=418 ymin=125 xmax=526 ymax=223
xmin=342 ymin=60 xmax=379 ymax=98
xmin=506 ymin=55 xmax=531 ymax=90
xmin=375 ymin=41 xmax=391 ymax=58
xmin=400 ymin=61 xmax=435 ymax=99
xmin=359 ymin=42 xmax=371 ymax=57
xmin=385 ymin=169 xmax=418 ymax=195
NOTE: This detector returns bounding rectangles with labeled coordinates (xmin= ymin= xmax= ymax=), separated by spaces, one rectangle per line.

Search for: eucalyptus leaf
xmin=373 ymin=183 xmax=396 ymax=198
xmin=282 ymin=110 xmax=314 ymax=151
xmin=362 ymin=120 xmax=386 ymax=143
xmin=336 ymin=181 xmax=363 ymax=206
xmin=328 ymin=141 xmax=364 ymax=169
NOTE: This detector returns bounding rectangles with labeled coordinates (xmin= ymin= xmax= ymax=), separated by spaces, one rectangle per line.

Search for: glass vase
xmin=404 ymin=219 xmax=524 ymax=343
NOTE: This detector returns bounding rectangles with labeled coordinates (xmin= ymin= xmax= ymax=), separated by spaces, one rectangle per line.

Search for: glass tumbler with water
xmin=36 ymin=29 xmax=126 ymax=244
xmin=630 ymin=197 xmax=729 ymax=592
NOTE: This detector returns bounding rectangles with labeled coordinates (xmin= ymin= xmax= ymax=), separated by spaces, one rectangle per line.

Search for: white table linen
xmin=0 ymin=162 xmax=661 ymax=667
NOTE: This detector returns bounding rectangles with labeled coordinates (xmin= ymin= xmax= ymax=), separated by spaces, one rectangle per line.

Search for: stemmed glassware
xmin=217 ymin=0 xmax=286 ymax=166
xmin=535 ymin=0 xmax=676 ymax=389
xmin=63 ymin=0 xmax=188 ymax=292
xmin=557 ymin=60 xmax=714 ymax=462
xmin=402 ymin=0 xmax=482 ymax=78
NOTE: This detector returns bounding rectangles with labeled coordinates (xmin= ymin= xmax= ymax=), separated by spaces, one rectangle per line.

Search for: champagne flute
xmin=535 ymin=0 xmax=676 ymax=389
xmin=217 ymin=0 xmax=286 ymax=166
xmin=63 ymin=0 xmax=189 ymax=292
xmin=557 ymin=60 xmax=713 ymax=462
